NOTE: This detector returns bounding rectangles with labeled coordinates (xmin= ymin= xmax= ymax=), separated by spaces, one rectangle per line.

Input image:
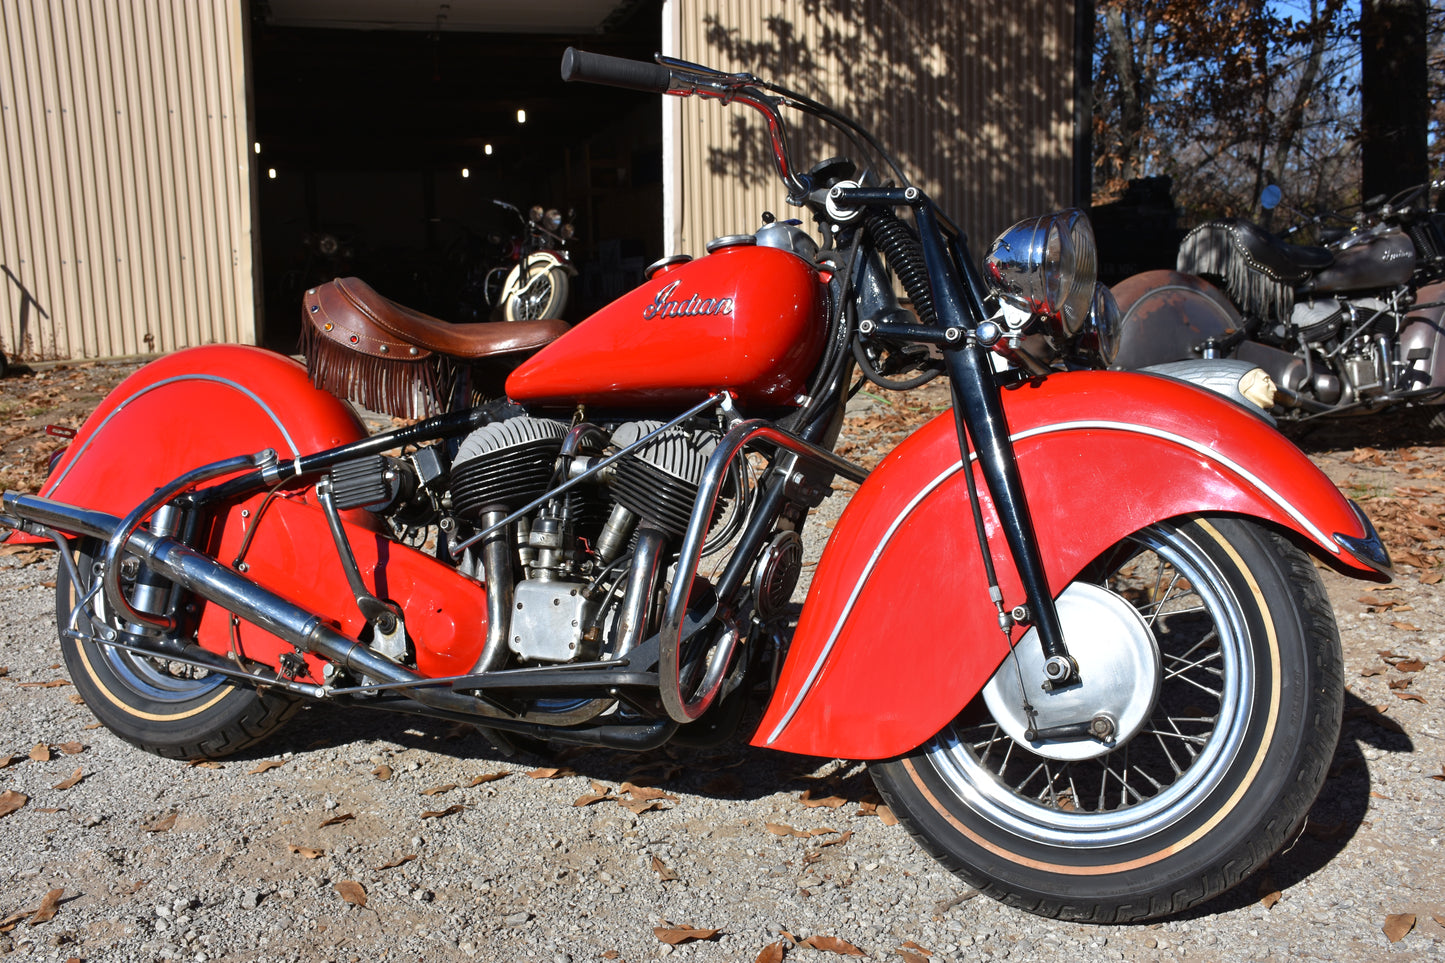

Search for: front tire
xmin=870 ymin=516 xmax=1343 ymax=922
xmin=503 ymin=264 xmax=569 ymax=321
xmin=56 ymin=540 xmax=300 ymax=760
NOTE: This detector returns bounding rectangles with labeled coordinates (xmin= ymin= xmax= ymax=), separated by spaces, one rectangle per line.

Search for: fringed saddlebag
xmin=1176 ymin=219 xmax=1312 ymax=325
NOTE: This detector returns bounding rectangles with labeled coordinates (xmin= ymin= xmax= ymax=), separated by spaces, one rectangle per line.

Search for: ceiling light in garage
xmin=268 ymin=168 xmax=277 ymax=179
xmin=484 ymin=144 xmax=493 ymax=155
xmin=516 ymin=108 xmax=526 ymax=124
xmin=253 ymin=142 xmax=261 ymax=154
xmin=462 ymin=168 xmax=470 ymax=178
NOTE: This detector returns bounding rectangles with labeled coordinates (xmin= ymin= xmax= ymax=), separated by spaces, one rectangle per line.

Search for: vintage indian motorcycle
xmin=0 ymin=50 xmax=1392 ymax=922
xmin=1111 ymin=181 xmax=1445 ymax=425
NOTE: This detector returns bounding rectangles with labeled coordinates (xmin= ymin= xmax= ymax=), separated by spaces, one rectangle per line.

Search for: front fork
xmin=836 ymin=186 xmax=1076 ymax=684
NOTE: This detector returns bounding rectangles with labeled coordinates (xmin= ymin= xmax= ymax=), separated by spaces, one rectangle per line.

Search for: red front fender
xmin=754 ymin=370 xmax=1383 ymax=760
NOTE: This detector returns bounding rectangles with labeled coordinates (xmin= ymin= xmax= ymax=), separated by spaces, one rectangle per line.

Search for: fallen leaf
xmin=143 ymin=812 xmax=177 ymax=833
xmin=620 ymin=782 xmax=677 ymax=802
xmin=1390 ymin=622 xmax=1421 ymax=632
xmin=573 ymin=792 xmax=612 ymax=807
xmin=187 ymin=759 xmax=223 ymax=769
xmin=0 ymin=790 xmax=28 ymax=818
xmin=654 ymin=924 xmax=720 ymax=945
xmin=52 ymin=768 xmax=83 ymax=790
xmin=16 ymin=680 xmax=70 ymax=688
xmin=1360 ymin=666 xmax=1388 ymax=677
xmin=421 ymin=783 xmax=457 ymax=796
xmin=1395 ymin=660 xmax=1428 ymax=672
xmin=1430 ymin=766 xmax=1444 ymax=782
xmin=1357 ymin=595 xmax=1397 ymax=608
xmin=756 ymin=943 xmax=787 ymax=963
xmin=334 ymin=880 xmax=367 ymax=908
xmin=526 ymin=767 xmax=573 ymax=779
xmin=1393 ymin=691 xmax=1428 ymax=704
xmin=619 ymin=797 xmax=668 ymax=815
xmin=651 ymin=856 xmax=679 ymax=880
xmin=56 ymin=742 xmax=82 ymax=755
xmin=0 ymin=754 xmax=14 ymax=769
xmin=469 ymin=770 xmax=510 ymax=785
xmin=1421 ymin=572 xmax=1442 ymax=584
xmin=800 ymin=935 xmax=864 ymax=955
xmin=602 ymin=952 xmax=620 ymax=960
xmin=68 ymin=694 xmax=85 ymax=705
xmin=766 ymin=822 xmax=803 ymax=837
xmin=1370 ymin=791 xmax=1391 ymax=800
xmin=1383 ymin=913 xmax=1415 ymax=943
xmin=288 ymin=845 xmax=324 ymax=859
xmin=800 ymin=789 xmax=848 ymax=809
xmin=30 ymin=744 xmax=51 ymax=762
xmin=819 ymin=830 xmax=854 ymax=847
xmin=900 ymin=941 xmax=933 ymax=957
xmin=896 ymin=952 xmax=929 ymax=963
xmin=248 ymin=760 xmax=285 ymax=774
xmin=372 ymin=765 xmax=392 ymax=780
xmin=1434 ymin=913 xmax=1445 ymax=927
xmin=318 ymin=812 xmax=354 ymax=828
xmin=1259 ymin=886 xmax=1282 ymax=909
xmin=375 ymin=854 xmax=417 ymax=871
xmin=28 ymin=889 xmax=63 ymax=926
xmin=877 ymin=804 xmax=898 ymax=826
xmin=420 ymin=804 xmax=465 ymax=819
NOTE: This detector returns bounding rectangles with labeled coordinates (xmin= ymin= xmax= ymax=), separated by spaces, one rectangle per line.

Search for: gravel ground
xmin=1 ymin=382 xmax=1444 ymax=963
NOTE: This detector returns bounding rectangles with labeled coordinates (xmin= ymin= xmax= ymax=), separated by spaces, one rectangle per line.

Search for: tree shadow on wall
xmin=696 ymin=0 xmax=1076 ymax=239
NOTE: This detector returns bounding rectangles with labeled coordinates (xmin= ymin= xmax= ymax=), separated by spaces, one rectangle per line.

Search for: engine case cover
xmin=509 ymin=580 xmax=597 ymax=662
xmin=505 ymin=245 xmax=826 ymax=408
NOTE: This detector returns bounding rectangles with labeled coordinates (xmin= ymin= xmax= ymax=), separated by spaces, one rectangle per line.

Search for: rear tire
xmin=56 ymin=540 xmax=299 ymax=760
xmin=870 ymin=516 xmax=1343 ymax=922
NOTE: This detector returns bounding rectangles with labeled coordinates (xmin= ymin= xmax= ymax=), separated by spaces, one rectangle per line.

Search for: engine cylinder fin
xmin=451 ymin=417 xmax=567 ymax=517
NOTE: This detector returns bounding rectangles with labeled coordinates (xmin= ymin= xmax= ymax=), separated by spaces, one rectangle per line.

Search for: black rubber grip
xmin=560 ymin=47 xmax=671 ymax=93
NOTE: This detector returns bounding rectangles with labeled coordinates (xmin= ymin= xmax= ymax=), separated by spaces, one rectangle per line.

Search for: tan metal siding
xmin=671 ymin=0 xmax=1075 ymax=256
xmin=0 ymin=0 xmax=254 ymax=362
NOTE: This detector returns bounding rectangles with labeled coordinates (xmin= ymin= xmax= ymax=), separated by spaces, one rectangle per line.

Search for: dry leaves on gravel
xmin=0 ymin=888 xmax=63 ymax=931
xmin=318 ymin=812 xmax=354 ymax=828
xmin=0 ymin=790 xmax=27 ymax=818
xmin=1383 ymin=913 xmax=1416 ymax=943
xmin=653 ymin=923 xmax=720 ymax=945
xmin=334 ymin=880 xmax=367 ymax=908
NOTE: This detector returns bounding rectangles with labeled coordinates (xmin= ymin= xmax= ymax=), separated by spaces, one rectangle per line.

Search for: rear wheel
xmin=56 ymin=540 xmax=299 ymax=759
xmin=870 ymin=516 xmax=1343 ymax=922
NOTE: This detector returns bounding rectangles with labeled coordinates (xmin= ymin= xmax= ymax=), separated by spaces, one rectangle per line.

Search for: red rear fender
xmin=754 ymin=370 xmax=1383 ymax=760
xmin=39 ymin=345 xmax=366 ymax=514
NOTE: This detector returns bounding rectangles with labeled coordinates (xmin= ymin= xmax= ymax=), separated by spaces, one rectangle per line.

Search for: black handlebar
xmin=560 ymin=48 xmax=671 ymax=93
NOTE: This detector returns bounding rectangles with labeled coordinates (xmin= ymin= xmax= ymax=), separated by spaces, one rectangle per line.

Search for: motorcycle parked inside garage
xmin=0 ymin=48 xmax=1390 ymax=922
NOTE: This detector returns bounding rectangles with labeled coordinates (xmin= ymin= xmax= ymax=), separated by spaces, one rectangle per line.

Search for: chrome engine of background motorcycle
xmin=446 ymin=415 xmax=721 ymax=665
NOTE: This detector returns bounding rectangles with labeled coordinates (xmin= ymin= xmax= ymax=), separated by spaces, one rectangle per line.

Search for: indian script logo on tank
xmin=642 ymin=281 xmax=735 ymax=320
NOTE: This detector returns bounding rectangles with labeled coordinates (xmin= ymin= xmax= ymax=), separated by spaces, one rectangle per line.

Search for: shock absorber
xmin=864 ymin=209 xmax=937 ymax=325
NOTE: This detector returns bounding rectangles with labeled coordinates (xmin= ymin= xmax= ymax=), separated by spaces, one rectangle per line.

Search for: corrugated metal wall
xmin=670 ymin=0 xmax=1076 ymax=255
xmin=0 ymin=0 xmax=254 ymax=362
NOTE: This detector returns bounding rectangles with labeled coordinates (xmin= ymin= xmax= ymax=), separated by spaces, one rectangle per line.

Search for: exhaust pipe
xmin=1 ymin=492 xmax=512 ymax=721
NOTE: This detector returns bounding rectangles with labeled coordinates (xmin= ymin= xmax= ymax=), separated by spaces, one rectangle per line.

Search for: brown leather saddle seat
xmin=304 ymin=276 xmax=568 ymax=361
xmin=300 ymin=277 xmax=570 ymax=419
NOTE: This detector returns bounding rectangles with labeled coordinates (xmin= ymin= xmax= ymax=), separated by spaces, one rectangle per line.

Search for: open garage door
xmin=251 ymin=0 xmax=663 ymax=350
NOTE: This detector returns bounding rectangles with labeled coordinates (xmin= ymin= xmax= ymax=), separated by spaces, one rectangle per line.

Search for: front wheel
xmin=870 ymin=516 xmax=1343 ymax=922
xmin=57 ymin=540 xmax=300 ymax=760
xmin=503 ymin=263 xmax=570 ymax=321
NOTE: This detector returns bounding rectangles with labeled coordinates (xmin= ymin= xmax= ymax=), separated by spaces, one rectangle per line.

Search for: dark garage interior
xmin=249 ymin=0 xmax=664 ymax=351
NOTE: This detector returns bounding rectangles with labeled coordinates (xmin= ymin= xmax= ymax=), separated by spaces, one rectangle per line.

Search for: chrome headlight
xmin=1084 ymin=282 xmax=1121 ymax=366
xmin=544 ymin=208 xmax=563 ymax=232
xmin=528 ymin=205 xmax=545 ymax=224
xmin=984 ymin=209 xmax=1097 ymax=335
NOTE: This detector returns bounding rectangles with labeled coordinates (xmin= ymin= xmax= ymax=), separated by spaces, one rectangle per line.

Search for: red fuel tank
xmin=506 ymin=244 xmax=826 ymax=408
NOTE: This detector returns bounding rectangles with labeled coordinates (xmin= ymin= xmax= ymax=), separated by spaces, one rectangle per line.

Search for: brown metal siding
xmin=0 ymin=0 xmax=254 ymax=362
xmin=672 ymin=0 xmax=1076 ymax=255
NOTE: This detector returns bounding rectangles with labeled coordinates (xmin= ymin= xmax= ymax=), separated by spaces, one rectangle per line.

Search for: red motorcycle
xmin=1 ymin=49 xmax=1390 ymax=922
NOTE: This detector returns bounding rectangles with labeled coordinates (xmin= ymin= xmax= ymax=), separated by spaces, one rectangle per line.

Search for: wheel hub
xmin=982 ymin=582 xmax=1160 ymax=762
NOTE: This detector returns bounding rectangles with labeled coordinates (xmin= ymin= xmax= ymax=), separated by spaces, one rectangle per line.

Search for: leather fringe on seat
xmin=299 ymin=320 xmax=459 ymax=420
xmin=1177 ymin=222 xmax=1295 ymax=325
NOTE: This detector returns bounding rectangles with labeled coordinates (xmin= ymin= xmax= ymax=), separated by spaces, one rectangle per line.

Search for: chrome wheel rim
xmin=926 ymin=524 xmax=1252 ymax=848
